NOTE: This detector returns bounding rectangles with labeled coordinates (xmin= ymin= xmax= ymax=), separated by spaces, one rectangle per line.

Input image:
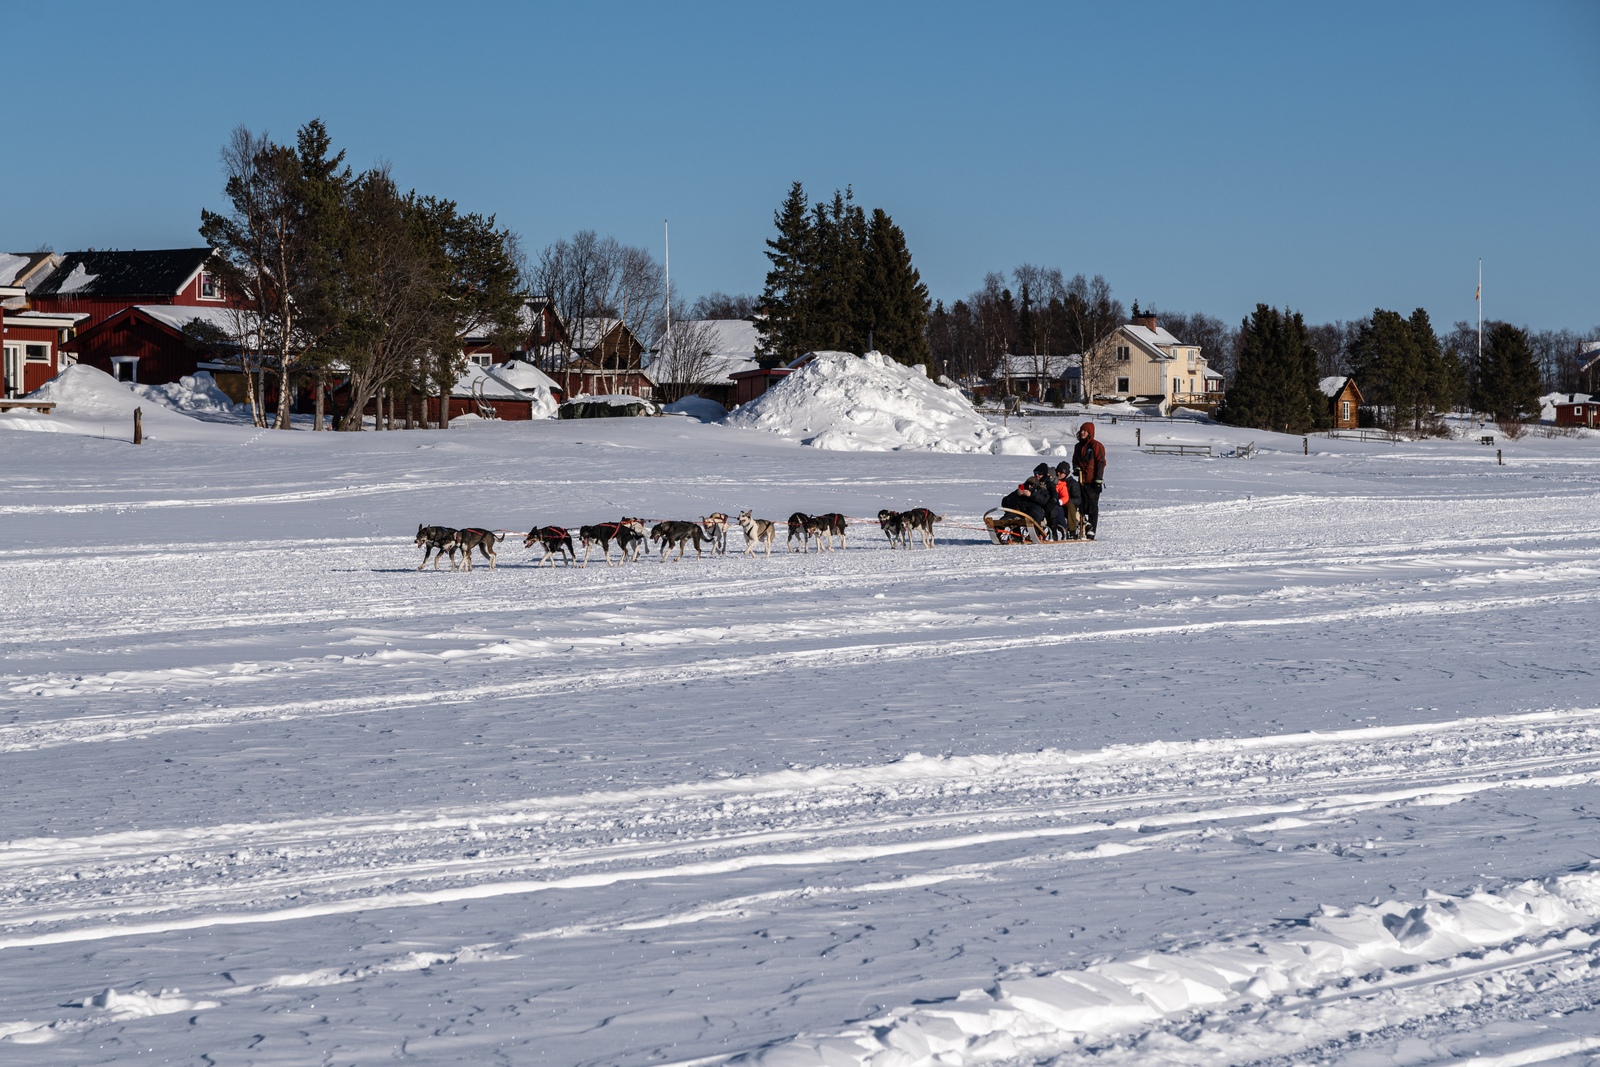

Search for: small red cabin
xmin=1554 ymin=398 xmax=1599 ymax=428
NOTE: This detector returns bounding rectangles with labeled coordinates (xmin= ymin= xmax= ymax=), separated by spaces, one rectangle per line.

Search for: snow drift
xmin=133 ymin=372 xmax=244 ymax=418
xmin=727 ymin=352 xmax=1035 ymax=454
xmin=477 ymin=360 xmax=559 ymax=419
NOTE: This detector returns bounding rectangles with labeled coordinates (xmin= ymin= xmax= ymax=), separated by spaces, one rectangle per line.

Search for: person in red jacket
xmin=1072 ymin=422 xmax=1106 ymax=539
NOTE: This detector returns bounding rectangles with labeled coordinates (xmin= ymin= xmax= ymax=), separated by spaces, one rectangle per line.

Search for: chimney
xmin=1133 ymin=313 xmax=1158 ymax=332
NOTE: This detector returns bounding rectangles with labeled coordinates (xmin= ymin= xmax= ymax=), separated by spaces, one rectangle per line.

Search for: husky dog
xmin=415 ymin=525 xmax=460 ymax=571
xmin=615 ymin=518 xmax=649 ymax=563
xmin=454 ymin=527 xmax=504 ymax=571
xmin=578 ymin=521 xmax=626 ymax=567
xmin=524 ymin=525 xmax=575 ymax=567
xmin=650 ymin=520 xmax=712 ymax=561
xmin=877 ymin=509 xmax=908 ymax=549
xmin=786 ymin=512 xmax=812 ymax=553
xmin=737 ymin=510 xmax=776 ymax=557
xmin=808 ymin=512 xmax=848 ymax=551
xmin=902 ymin=508 xmax=944 ymax=549
xmin=700 ymin=513 xmax=731 ymax=555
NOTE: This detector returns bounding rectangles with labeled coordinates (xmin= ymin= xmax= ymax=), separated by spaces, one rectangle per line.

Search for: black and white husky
xmin=877 ymin=509 xmax=908 ymax=549
xmin=700 ymin=513 xmax=730 ymax=555
xmin=524 ymin=525 xmax=575 ymax=567
xmin=902 ymin=508 xmax=943 ymax=549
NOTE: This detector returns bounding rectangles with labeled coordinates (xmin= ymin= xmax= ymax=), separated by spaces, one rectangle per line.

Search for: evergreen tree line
xmin=200 ymin=120 xmax=525 ymax=431
xmin=756 ymin=183 xmax=930 ymax=365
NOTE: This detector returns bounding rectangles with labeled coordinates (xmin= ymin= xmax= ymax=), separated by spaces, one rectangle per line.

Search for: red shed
xmin=2 ymin=309 xmax=86 ymax=396
xmin=1554 ymin=398 xmax=1599 ymax=428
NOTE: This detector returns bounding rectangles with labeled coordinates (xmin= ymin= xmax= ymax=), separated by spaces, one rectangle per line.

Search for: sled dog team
xmin=414 ymin=507 xmax=944 ymax=571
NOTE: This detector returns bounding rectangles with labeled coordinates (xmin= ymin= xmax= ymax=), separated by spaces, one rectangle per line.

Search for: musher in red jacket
xmin=1072 ymin=422 xmax=1106 ymax=540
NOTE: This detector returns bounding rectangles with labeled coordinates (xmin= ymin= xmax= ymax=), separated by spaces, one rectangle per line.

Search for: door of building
xmin=2 ymin=343 xmax=22 ymax=398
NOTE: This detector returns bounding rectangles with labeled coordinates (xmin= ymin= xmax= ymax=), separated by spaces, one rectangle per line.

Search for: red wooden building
xmin=28 ymin=248 xmax=232 ymax=333
xmin=64 ymin=305 xmax=243 ymax=386
xmin=2 ymin=308 xmax=86 ymax=396
xmin=1553 ymin=397 xmax=1599 ymax=428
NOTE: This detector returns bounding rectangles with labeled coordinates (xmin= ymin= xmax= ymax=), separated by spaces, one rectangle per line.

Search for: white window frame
xmin=24 ymin=342 xmax=51 ymax=362
xmin=3 ymin=343 xmax=22 ymax=397
xmin=469 ymin=353 xmax=492 ymax=367
xmin=109 ymin=356 xmax=139 ymax=383
xmin=1115 ymin=344 xmax=1131 ymax=362
xmin=198 ymin=271 xmax=223 ymax=301
xmin=1341 ymin=400 xmax=1352 ymax=422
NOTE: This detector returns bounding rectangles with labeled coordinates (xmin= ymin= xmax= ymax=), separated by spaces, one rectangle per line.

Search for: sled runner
xmin=983 ymin=508 xmax=1085 ymax=546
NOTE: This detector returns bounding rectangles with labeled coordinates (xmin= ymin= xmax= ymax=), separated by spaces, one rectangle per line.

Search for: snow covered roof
xmin=4 ymin=310 xmax=88 ymax=328
xmin=571 ymin=317 xmax=625 ymax=350
xmin=33 ymin=248 xmax=214 ymax=298
xmin=647 ymin=320 xmax=763 ymax=384
xmin=0 ymin=252 xmax=56 ymax=289
xmin=490 ymin=359 xmax=560 ymax=393
xmin=1319 ymin=375 xmax=1352 ymax=398
xmin=134 ymin=305 xmax=248 ymax=333
xmin=451 ymin=363 xmax=532 ymax=401
xmin=1124 ymin=324 xmax=1186 ymax=349
xmin=788 ymin=350 xmax=856 ymax=369
xmin=990 ymin=353 xmax=1080 ymax=380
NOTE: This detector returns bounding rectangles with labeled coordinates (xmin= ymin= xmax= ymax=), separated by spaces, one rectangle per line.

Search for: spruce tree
xmin=862 ymin=208 xmax=930 ymax=364
xmin=756 ymin=182 xmax=815 ymax=364
xmin=1350 ymin=309 xmax=1422 ymax=430
xmin=1221 ymin=305 xmax=1322 ymax=432
xmin=1476 ymin=322 xmax=1542 ymax=422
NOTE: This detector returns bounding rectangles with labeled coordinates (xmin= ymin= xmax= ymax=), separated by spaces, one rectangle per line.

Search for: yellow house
xmin=1090 ymin=314 xmax=1223 ymax=409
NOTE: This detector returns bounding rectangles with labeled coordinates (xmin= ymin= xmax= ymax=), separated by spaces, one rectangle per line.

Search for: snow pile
xmin=664 ymin=395 xmax=728 ymax=422
xmin=70 ymin=987 xmax=219 ymax=1021
xmin=727 ymin=351 xmax=1035 ymax=454
xmin=133 ymin=371 xmax=242 ymax=416
xmin=742 ymin=871 xmax=1600 ymax=1066
xmin=22 ymin=365 xmax=194 ymax=425
xmin=490 ymin=360 xmax=560 ymax=418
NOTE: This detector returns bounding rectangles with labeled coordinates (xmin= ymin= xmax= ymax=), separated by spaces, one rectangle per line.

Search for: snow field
xmin=1 ymin=412 xmax=1599 ymax=1064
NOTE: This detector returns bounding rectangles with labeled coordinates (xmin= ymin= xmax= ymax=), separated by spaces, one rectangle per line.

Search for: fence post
xmin=1303 ymin=437 xmax=1308 ymax=455
xmin=1136 ymin=428 xmax=1141 ymax=447
xmin=1497 ymin=449 xmax=1503 ymax=466
xmin=133 ymin=406 xmax=143 ymax=445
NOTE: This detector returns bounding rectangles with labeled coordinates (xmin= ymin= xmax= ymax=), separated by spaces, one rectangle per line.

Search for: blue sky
xmin=8 ymin=1 xmax=1596 ymax=331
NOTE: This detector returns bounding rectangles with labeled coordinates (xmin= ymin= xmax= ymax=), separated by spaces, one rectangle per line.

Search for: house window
xmin=1189 ymin=378 xmax=1195 ymax=393
xmin=469 ymin=353 xmax=491 ymax=367
xmin=199 ymin=271 xmax=222 ymax=300
xmin=1116 ymin=376 xmax=1130 ymax=393
xmin=1341 ymin=400 xmax=1352 ymax=422
xmin=1116 ymin=345 xmax=1131 ymax=362
xmin=25 ymin=343 xmax=51 ymax=362
xmin=110 ymin=357 xmax=138 ymax=383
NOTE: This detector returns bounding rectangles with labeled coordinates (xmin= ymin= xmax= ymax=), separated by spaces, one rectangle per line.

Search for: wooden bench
xmin=1143 ymin=443 xmax=1212 ymax=457
xmin=0 ymin=399 xmax=55 ymax=414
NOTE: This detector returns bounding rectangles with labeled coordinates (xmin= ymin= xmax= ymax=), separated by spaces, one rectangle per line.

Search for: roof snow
xmin=491 ymin=359 xmax=560 ymax=393
xmin=1319 ymin=375 xmax=1351 ymax=398
xmin=649 ymin=319 xmax=761 ymax=384
xmin=0 ymin=254 xmax=31 ymax=287
xmin=1124 ymin=324 xmax=1187 ymax=351
xmin=135 ymin=305 xmax=247 ymax=333
xmin=451 ymin=363 xmax=531 ymax=401
xmin=55 ymin=262 xmax=99 ymax=294
xmin=991 ymin=353 xmax=1080 ymax=379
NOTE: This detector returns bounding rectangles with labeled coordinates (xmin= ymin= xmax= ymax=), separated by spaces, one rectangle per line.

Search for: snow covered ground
xmin=3 ymin=399 xmax=1600 ymax=1066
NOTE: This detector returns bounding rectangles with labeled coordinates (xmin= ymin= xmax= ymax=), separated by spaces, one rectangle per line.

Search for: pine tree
xmin=755 ymin=182 xmax=814 ymax=364
xmin=1476 ymin=322 xmax=1542 ymax=422
xmin=1221 ymin=305 xmax=1322 ymax=432
xmin=1407 ymin=308 xmax=1460 ymax=428
xmin=861 ymin=208 xmax=930 ymax=364
xmin=1349 ymin=309 xmax=1423 ymax=430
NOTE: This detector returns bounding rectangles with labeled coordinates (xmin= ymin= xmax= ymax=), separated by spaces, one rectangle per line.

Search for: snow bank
xmin=742 ymin=871 xmax=1600 ymax=1066
xmin=664 ymin=396 xmax=728 ymax=422
xmin=22 ymin=365 xmax=193 ymax=424
xmin=133 ymin=372 xmax=243 ymax=416
xmin=727 ymin=351 xmax=1034 ymax=454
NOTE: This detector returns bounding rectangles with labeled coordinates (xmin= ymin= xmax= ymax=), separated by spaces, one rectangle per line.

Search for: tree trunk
xmin=313 ymin=373 xmax=325 ymax=431
xmin=243 ymin=361 xmax=264 ymax=428
xmin=386 ymin=389 xmax=396 ymax=431
xmin=274 ymin=362 xmax=294 ymax=429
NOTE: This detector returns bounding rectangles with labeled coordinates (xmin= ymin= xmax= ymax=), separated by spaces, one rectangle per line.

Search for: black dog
xmin=787 ymin=512 xmax=812 ymax=553
xmin=650 ymin=520 xmax=712 ymax=561
xmin=416 ymin=524 xmax=459 ymax=571
xmin=615 ymin=518 xmax=649 ymax=563
xmin=525 ymin=525 xmax=575 ymax=567
xmin=902 ymin=508 xmax=944 ymax=549
xmin=807 ymin=512 xmax=848 ymax=551
xmin=877 ymin=509 xmax=907 ymax=549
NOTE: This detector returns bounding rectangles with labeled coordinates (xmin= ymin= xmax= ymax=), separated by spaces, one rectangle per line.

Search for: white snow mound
xmin=489 ymin=360 xmax=560 ymax=418
xmin=133 ymin=371 xmax=242 ymax=416
xmin=727 ymin=351 xmax=1034 ymax=454
xmin=25 ymin=365 xmax=195 ymax=424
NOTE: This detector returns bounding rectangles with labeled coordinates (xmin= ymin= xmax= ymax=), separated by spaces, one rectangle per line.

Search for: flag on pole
xmin=1475 ymin=284 xmax=1480 ymax=301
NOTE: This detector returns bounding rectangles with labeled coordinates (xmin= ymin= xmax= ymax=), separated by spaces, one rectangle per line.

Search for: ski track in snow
xmin=3 ymin=419 xmax=1600 ymax=1065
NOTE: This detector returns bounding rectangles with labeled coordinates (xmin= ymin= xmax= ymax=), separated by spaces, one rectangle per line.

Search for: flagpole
xmin=1477 ymin=258 xmax=1482 ymax=372
xmin=664 ymin=219 xmax=671 ymax=366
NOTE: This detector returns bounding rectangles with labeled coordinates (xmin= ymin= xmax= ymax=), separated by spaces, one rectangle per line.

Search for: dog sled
xmin=983 ymin=507 xmax=1085 ymax=546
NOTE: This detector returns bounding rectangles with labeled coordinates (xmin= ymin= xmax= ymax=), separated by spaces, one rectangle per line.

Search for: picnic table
xmin=1142 ymin=443 xmax=1212 ymax=457
xmin=0 ymin=399 xmax=55 ymax=414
